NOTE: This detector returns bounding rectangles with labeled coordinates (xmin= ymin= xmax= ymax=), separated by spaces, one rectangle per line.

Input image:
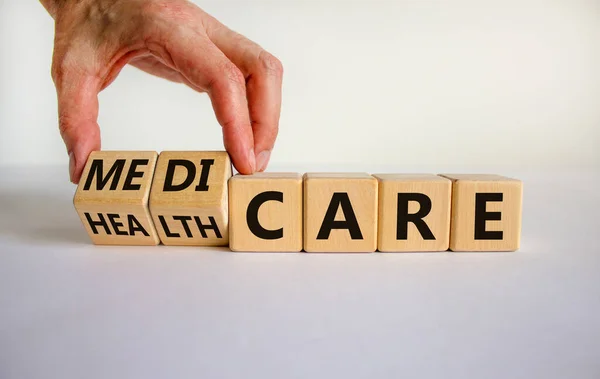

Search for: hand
xmin=40 ymin=0 xmax=283 ymax=183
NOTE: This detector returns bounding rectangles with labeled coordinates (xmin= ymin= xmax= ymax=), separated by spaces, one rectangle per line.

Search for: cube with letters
xmin=440 ymin=174 xmax=523 ymax=251
xmin=374 ymin=174 xmax=452 ymax=252
xmin=229 ymin=173 xmax=303 ymax=252
xmin=149 ymin=151 xmax=231 ymax=246
xmin=303 ymin=173 xmax=378 ymax=253
xmin=73 ymin=151 xmax=161 ymax=245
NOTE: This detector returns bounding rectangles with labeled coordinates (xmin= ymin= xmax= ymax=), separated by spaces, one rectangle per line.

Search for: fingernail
xmin=256 ymin=150 xmax=271 ymax=172
xmin=248 ymin=148 xmax=256 ymax=173
xmin=68 ymin=151 xmax=76 ymax=183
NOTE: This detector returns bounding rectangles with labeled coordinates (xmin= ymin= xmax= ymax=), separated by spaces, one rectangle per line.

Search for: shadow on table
xmin=0 ymin=189 xmax=88 ymax=245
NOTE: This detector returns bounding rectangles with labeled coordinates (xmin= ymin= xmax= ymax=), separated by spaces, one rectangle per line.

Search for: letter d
xmin=163 ymin=160 xmax=196 ymax=192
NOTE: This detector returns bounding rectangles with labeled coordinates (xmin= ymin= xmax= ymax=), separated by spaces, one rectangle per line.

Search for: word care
xmin=73 ymin=151 xmax=523 ymax=252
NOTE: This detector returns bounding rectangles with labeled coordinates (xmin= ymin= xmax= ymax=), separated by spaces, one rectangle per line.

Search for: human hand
xmin=40 ymin=0 xmax=283 ymax=183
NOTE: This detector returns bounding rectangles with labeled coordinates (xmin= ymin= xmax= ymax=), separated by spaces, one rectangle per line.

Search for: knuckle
xmin=51 ymin=50 xmax=79 ymax=85
xmin=141 ymin=0 xmax=193 ymax=21
xmin=220 ymin=62 xmax=246 ymax=88
xmin=220 ymin=119 xmax=238 ymax=132
xmin=257 ymin=51 xmax=283 ymax=77
xmin=57 ymin=113 xmax=76 ymax=136
xmin=50 ymin=55 xmax=66 ymax=84
xmin=58 ymin=113 xmax=100 ymax=144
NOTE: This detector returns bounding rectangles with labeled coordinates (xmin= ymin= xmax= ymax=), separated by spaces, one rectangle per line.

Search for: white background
xmin=1 ymin=0 xmax=599 ymax=170
xmin=1 ymin=167 xmax=599 ymax=379
xmin=1 ymin=1 xmax=599 ymax=378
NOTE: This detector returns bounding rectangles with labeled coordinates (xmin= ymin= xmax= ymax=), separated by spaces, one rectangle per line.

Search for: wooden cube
xmin=303 ymin=173 xmax=378 ymax=253
xmin=229 ymin=173 xmax=303 ymax=252
xmin=149 ymin=151 xmax=231 ymax=246
xmin=73 ymin=151 xmax=160 ymax=245
xmin=374 ymin=174 xmax=451 ymax=252
xmin=440 ymin=174 xmax=523 ymax=251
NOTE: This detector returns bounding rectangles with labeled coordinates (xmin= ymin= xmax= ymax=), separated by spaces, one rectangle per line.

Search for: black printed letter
xmin=128 ymin=215 xmax=150 ymax=236
xmin=123 ymin=159 xmax=149 ymax=191
xmin=195 ymin=159 xmax=214 ymax=191
xmin=83 ymin=159 xmax=125 ymax=191
xmin=474 ymin=193 xmax=503 ymax=240
xmin=194 ymin=216 xmax=223 ymax=239
xmin=107 ymin=214 xmax=128 ymax=236
xmin=246 ymin=191 xmax=284 ymax=240
xmin=173 ymin=216 xmax=194 ymax=238
xmin=317 ymin=193 xmax=363 ymax=240
xmin=397 ymin=193 xmax=435 ymax=240
xmin=158 ymin=215 xmax=180 ymax=238
xmin=164 ymin=160 xmax=196 ymax=192
xmin=84 ymin=213 xmax=111 ymax=235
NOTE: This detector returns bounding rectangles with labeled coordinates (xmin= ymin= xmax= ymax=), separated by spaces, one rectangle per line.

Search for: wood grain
xmin=303 ymin=173 xmax=377 ymax=253
xmin=149 ymin=151 xmax=231 ymax=246
xmin=229 ymin=173 xmax=303 ymax=252
xmin=440 ymin=174 xmax=523 ymax=251
xmin=374 ymin=174 xmax=451 ymax=252
xmin=73 ymin=151 xmax=160 ymax=245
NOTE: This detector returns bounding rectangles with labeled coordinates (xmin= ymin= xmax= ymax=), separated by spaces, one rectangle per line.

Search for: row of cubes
xmin=74 ymin=151 xmax=523 ymax=252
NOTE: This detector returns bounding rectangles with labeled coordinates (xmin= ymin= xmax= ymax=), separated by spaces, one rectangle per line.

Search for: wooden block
xmin=440 ymin=174 xmax=523 ymax=251
xmin=228 ymin=173 xmax=303 ymax=252
xmin=374 ymin=174 xmax=451 ymax=252
xmin=73 ymin=151 xmax=160 ymax=245
xmin=149 ymin=151 xmax=231 ymax=246
xmin=303 ymin=173 xmax=378 ymax=252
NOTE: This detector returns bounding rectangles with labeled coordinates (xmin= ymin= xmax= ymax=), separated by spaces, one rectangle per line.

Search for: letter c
xmin=246 ymin=191 xmax=284 ymax=240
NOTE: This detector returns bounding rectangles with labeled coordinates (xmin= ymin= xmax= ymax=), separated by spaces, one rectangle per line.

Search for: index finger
xmin=158 ymin=22 xmax=256 ymax=174
xmin=204 ymin=18 xmax=283 ymax=172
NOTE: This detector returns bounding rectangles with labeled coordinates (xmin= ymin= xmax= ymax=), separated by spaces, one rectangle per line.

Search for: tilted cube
xmin=73 ymin=151 xmax=160 ymax=245
xmin=150 ymin=151 xmax=231 ymax=246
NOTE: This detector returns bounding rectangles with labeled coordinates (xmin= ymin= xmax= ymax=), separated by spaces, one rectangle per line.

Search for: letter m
xmin=83 ymin=159 xmax=126 ymax=191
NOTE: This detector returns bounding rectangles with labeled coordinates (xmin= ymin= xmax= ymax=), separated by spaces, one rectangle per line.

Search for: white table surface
xmin=0 ymin=166 xmax=599 ymax=379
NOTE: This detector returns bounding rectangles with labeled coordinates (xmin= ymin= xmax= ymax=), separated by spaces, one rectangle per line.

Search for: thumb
xmin=54 ymin=70 xmax=101 ymax=184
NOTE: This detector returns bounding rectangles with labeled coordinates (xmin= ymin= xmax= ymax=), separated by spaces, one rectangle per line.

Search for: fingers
xmin=49 ymin=0 xmax=281 ymax=180
xmin=202 ymin=16 xmax=283 ymax=172
xmin=246 ymin=51 xmax=283 ymax=171
xmin=52 ymin=59 xmax=102 ymax=184
xmin=163 ymin=28 xmax=256 ymax=174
